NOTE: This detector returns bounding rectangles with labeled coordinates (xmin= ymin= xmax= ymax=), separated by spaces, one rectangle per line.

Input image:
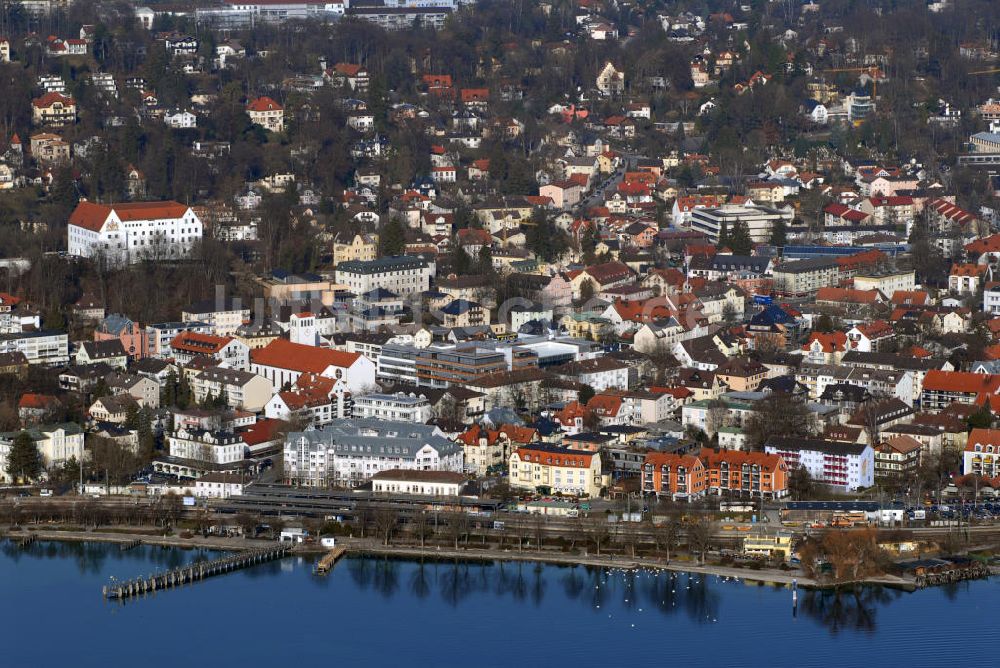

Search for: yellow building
xmin=509 ymin=444 xmax=606 ymax=498
xmin=743 ymin=531 xmax=794 ymax=561
xmin=332 ymin=233 xmax=378 ymax=266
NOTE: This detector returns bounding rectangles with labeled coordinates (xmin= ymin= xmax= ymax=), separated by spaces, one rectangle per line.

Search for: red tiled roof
xmin=965 ymin=428 xmax=1000 ymax=452
xmin=966 ymin=234 xmax=1000 ymax=256
xmin=612 ymin=299 xmax=672 ymax=323
xmin=250 ymin=339 xmax=362 ymax=373
xmin=587 ymin=394 xmax=623 ymax=416
xmin=698 ymin=447 xmax=783 ymax=471
xmin=32 ymin=91 xmax=75 ymax=108
xmin=513 ymin=445 xmax=595 ymax=467
xmin=584 ymin=260 xmax=633 ymax=285
xmin=69 ymin=200 xmax=190 ymax=232
xmin=890 ymin=290 xmax=928 ymax=306
xmin=460 ymin=88 xmax=489 ymax=102
xmin=333 ymin=63 xmax=364 ymax=77
xmin=171 ymin=332 xmax=233 ymax=354
xmin=929 ymin=199 xmax=977 ymax=225
xmin=239 ymin=418 xmax=286 ymax=446
xmin=950 ymin=263 xmax=986 ymax=278
xmin=246 ymin=96 xmax=282 ymax=112
xmin=645 ymin=451 xmax=703 ymax=470
xmin=803 ymin=330 xmax=848 ymax=353
xmin=923 ymin=370 xmax=1000 ymax=395
xmin=18 ymin=393 xmax=58 ymax=410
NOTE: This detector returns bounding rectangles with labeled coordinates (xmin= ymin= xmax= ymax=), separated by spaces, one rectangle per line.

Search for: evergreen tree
xmin=769 ymin=219 xmax=788 ymax=247
xmin=162 ymin=370 xmax=178 ymax=407
xmin=728 ymin=221 xmax=753 ymax=255
xmin=581 ymin=224 xmax=599 ymax=264
xmin=717 ymin=221 xmax=731 ymax=249
xmin=526 ymin=209 xmax=569 ymax=262
xmin=7 ymin=432 xmax=42 ymax=482
xmin=176 ymin=373 xmax=193 ymax=409
xmin=476 ymin=245 xmax=493 ymax=275
xmin=451 ymin=245 xmax=472 ymax=275
xmin=135 ymin=407 xmax=155 ymax=463
xmin=379 ymin=217 xmax=407 ymax=256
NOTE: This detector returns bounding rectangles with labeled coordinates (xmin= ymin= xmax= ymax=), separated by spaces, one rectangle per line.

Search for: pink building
xmin=94 ymin=313 xmax=148 ymax=360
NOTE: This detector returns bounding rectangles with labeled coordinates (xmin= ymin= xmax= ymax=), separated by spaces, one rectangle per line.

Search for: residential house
xmin=32 ymin=92 xmax=76 ymax=126
xmin=191 ymin=367 xmax=273 ymax=412
xmin=641 ymin=452 xmax=707 ymax=501
xmin=246 ymin=96 xmax=284 ymax=132
xmin=509 ymin=444 xmax=605 ymax=497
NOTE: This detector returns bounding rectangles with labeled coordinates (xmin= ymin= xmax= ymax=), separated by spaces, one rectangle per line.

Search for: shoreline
xmin=4 ymin=526 xmax=928 ymax=592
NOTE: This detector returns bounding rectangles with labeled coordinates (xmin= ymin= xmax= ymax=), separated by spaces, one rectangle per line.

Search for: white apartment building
xmin=168 ymin=428 xmax=246 ymax=464
xmin=0 ymin=423 xmax=85 ymax=482
xmin=181 ymin=298 xmax=251 ymax=336
xmin=335 ymin=255 xmax=433 ymax=298
xmin=986 ymin=286 xmax=1000 ymax=316
xmin=283 ymin=419 xmax=464 ymax=487
xmin=67 ymin=201 xmax=203 ymax=265
xmin=765 ymin=436 xmax=874 ymax=492
xmin=0 ymin=330 xmax=69 ymax=365
xmin=191 ymin=367 xmax=274 ymax=412
xmin=353 ymin=392 xmax=432 ymax=423
xmin=689 ymin=205 xmax=794 ymax=244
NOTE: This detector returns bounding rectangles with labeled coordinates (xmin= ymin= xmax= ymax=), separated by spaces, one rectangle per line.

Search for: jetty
xmin=898 ymin=556 xmax=993 ymax=589
xmin=103 ymin=545 xmax=290 ymax=600
xmin=314 ymin=546 xmax=347 ymax=574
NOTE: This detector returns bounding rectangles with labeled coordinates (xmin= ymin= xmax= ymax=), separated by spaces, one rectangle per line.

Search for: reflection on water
xmin=797 ymin=587 xmax=903 ymax=634
xmin=341 ymin=558 xmax=731 ymax=625
xmin=1 ymin=539 xmax=218 ymax=577
xmin=4 ymin=539 xmax=991 ymax=644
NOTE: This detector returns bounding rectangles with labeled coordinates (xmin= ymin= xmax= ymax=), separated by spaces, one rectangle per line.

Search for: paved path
xmin=337 ymin=537 xmax=818 ymax=586
xmin=11 ymin=528 xmax=271 ymax=552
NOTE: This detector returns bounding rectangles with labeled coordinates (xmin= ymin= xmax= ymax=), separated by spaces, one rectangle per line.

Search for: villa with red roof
xmin=170 ymin=332 xmax=249 ymax=369
xmin=246 ymin=96 xmax=284 ymax=132
xmin=249 ymin=338 xmax=376 ymax=392
xmin=67 ymin=200 xmax=203 ymax=265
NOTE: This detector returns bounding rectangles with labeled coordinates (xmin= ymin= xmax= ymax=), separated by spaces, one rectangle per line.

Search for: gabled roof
xmin=923 ymin=370 xmax=1000 ymax=395
xmin=803 ymin=331 xmax=848 ymax=353
xmin=33 ymin=91 xmax=75 ymax=108
xmin=698 ymin=447 xmax=784 ymax=471
xmin=247 ymin=96 xmax=283 ymax=112
xmin=69 ymin=200 xmax=190 ymax=232
xmin=171 ymin=332 xmax=233 ymax=355
xmin=250 ymin=338 xmax=362 ymax=373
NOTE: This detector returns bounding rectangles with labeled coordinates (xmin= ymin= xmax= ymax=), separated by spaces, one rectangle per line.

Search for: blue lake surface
xmin=1 ymin=540 xmax=995 ymax=667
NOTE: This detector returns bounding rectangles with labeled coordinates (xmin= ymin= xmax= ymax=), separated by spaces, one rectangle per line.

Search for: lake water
xmin=1 ymin=540 xmax=995 ymax=667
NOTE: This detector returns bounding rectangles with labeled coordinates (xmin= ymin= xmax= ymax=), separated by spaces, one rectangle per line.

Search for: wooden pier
xmin=119 ymin=539 xmax=142 ymax=551
xmin=16 ymin=534 xmax=37 ymax=548
xmin=314 ymin=546 xmax=347 ymax=574
xmin=103 ymin=546 xmax=290 ymax=600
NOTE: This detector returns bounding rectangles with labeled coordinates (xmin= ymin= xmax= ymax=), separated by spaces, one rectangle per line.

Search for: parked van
xmin=320 ymin=537 xmax=337 ymax=548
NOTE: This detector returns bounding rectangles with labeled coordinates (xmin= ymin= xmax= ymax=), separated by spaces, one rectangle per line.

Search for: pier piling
xmin=103 ymin=546 xmax=291 ymax=600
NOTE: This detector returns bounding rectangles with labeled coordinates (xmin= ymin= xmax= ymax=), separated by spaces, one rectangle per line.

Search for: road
xmin=575 ymin=153 xmax=642 ymax=213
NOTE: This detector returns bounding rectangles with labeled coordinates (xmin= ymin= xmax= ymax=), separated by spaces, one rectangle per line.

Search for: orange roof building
xmin=249 ymin=339 xmax=374 ymax=392
xmin=922 ymin=370 xmax=1000 ymax=412
xmin=641 ymin=452 xmax=707 ymax=500
xmin=246 ymin=96 xmax=284 ymax=132
xmin=67 ymin=201 xmax=202 ymax=264
xmin=698 ymin=448 xmax=789 ymax=498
